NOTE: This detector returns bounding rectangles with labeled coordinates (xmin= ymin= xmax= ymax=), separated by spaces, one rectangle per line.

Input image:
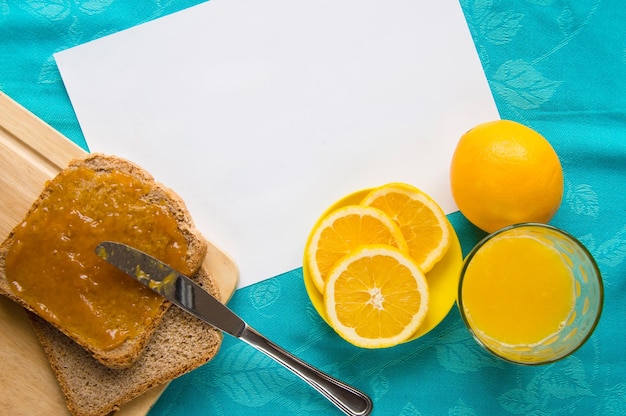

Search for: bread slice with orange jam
xmin=0 ymin=153 xmax=208 ymax=369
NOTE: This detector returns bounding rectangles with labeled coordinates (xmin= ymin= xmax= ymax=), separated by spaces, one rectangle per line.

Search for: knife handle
xmin=239 ymin=325 xmax=373 ymax=416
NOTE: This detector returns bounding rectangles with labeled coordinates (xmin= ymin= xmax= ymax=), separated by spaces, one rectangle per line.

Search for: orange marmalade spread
xmin=5 ymin=167 xmax=191 ymax=351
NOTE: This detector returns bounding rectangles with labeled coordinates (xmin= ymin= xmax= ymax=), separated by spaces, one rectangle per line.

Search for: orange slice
xmin=361 ymin=183 xmax=451 ymax=273
xmin=305 ymin=205 xmax=408 ymax=293
xmin=324 ymin=245 xmax=429 ymax=348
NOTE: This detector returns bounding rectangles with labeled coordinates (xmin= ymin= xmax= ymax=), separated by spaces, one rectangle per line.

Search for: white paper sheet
xmin=55 ymin=0 xmax=499 ymax=288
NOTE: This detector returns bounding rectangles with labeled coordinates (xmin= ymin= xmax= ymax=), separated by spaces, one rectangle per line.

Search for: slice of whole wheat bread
xmin=0 ymin=153 xmax=207 ymax=369
xmin=29 ymin=264 xmax=223 ymax=416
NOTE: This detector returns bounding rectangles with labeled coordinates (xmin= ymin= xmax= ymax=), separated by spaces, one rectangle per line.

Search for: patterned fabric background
xmin=1 ymin=1 xmax=625 ymax=415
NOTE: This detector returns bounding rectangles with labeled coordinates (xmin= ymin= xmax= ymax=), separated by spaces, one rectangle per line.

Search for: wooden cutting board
xmin=0 ymin=91 xmax=239 ymax=415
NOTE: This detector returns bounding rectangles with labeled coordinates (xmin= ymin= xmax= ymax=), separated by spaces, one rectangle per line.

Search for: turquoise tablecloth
xmin=2 ymin=1 xmax=626 ymax=415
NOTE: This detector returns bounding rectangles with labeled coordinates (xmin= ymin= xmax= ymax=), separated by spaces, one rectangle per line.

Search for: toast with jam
xmin=0 ymin=153 xmax=225 ymax=415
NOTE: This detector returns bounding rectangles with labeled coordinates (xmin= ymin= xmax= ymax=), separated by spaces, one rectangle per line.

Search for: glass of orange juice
xmin=458 ymin=223 xmax=603 ymax=365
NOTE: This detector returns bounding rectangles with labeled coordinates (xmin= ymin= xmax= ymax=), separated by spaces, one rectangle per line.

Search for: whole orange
xmin=449 ymin=120 xmax=563 ymax=233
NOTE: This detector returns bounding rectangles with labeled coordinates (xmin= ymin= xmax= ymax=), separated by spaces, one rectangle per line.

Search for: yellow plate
xmin=303 ymin=188 xmax=463 ymax=342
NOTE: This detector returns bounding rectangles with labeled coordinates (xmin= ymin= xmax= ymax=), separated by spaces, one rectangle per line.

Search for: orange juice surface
xmin=461 ymin=233 xmax=575 ymax=346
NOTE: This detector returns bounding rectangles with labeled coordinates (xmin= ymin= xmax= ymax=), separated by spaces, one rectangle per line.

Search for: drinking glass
xmin=457 ymin=223 xmax=603 ymax=365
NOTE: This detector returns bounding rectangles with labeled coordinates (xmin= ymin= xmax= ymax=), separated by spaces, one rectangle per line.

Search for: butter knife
xmin=96 ymin=241 xmax=372 ymax=416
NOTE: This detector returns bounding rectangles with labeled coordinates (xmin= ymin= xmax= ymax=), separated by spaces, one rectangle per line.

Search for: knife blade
xmin=96 ymin=240 xmax=245 ymax=337
xmin=96 ymin=241 xmax=372 ymax=416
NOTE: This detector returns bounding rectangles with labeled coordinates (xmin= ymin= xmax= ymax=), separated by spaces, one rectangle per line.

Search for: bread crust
xmin=0 ymin=153 xmax=208 ymax=369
